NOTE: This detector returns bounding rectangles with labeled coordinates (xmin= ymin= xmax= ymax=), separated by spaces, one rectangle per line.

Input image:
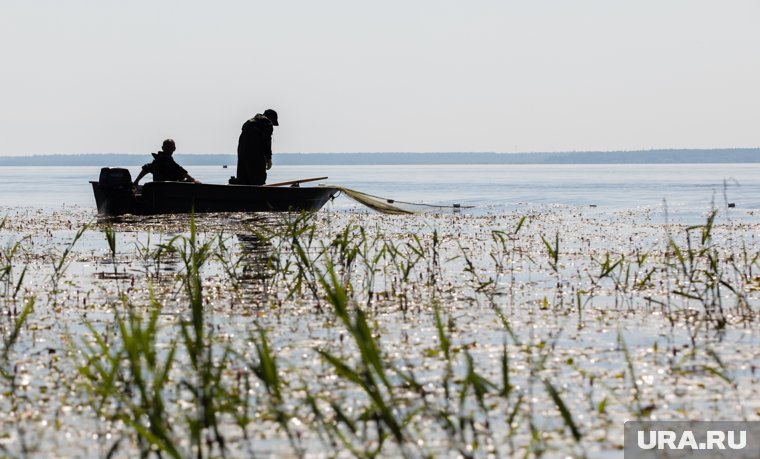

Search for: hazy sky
xmin=2 ymin=1 xmax=759 ymax=155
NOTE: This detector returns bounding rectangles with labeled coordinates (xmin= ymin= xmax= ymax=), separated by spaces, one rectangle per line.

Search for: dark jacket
xmin=141 ymin=153 xmax=188 ymax=182
xmin=235 ymin=114 xmax=273 ymax=185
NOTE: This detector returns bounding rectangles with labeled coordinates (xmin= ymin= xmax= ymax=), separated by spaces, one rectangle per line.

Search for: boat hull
xmin=91 ymin=181 xmax=338 ymax=216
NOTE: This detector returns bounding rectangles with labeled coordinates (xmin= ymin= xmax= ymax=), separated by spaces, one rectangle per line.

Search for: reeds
xmin=0 ymin=207 xmax=758 ymax=457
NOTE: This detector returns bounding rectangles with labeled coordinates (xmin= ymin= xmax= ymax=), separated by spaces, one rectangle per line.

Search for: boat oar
xmin=264 ymin=176 xmax=328 ymax=187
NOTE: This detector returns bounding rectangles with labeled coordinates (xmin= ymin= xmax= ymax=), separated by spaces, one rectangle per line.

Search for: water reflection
xmin=236 ymin=232 xmax=272 ymax=281
xmin=92 ymin=211 xmax=290 ymax=303
xmin=233 ymin=215 xmax=280 ymax=306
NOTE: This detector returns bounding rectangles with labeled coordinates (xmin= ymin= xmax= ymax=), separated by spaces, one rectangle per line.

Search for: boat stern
xmin=91 ymin=168 xmax=138 ymax=215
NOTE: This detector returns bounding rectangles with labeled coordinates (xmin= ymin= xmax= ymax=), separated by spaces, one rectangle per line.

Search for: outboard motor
xmin=98 ymin=167 xmax=132 ymax=191
xmin=93 ymin=167 xmax=136 ymax=215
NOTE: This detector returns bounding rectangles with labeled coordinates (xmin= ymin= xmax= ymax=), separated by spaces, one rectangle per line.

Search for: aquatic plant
xmin=315 ymin=263 xmax=412 ymax=457
xmin=0 ymin=219 xmax=29 ymax=311
xmin=78 ymin=293 xmax=181 ymax=458
xmin=49 ymin=223 xmax=88 ymax=307
xmin=1 ymin=205 xmax=758 ymax=457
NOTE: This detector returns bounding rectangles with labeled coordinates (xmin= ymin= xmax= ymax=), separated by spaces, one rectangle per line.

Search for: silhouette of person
xmin=133 ymin=139 xmax=200 ymax=186
xmin=232 ymin=109 xmax=278 ymax=185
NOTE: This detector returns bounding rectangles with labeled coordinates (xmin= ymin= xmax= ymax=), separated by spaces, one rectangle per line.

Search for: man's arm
xmin=133 ymin=169 xmax=148 ymax=186
xmin=184 ymin=173 xmax=201 ymax=184
xmin=265 ymin=126 xmax=273 ymax=170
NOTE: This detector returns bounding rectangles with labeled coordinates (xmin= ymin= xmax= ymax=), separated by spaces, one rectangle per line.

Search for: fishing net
xmin=335 ymin=186 xmax=472 ymax=215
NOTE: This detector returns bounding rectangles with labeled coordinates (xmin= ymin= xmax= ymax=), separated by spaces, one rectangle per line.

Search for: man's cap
xmin=263 ymin=109 xmax=279 ymax=126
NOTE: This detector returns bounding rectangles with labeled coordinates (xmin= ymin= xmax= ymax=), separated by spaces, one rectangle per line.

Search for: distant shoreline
xmin=0 ymin=149 xmax=758 ymax=166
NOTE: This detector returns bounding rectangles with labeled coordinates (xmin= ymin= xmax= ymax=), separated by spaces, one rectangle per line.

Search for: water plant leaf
xmin=543 ymin=379 xmax=582 ymax=443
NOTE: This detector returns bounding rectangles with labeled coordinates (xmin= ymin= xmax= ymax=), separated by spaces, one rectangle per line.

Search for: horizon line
xmin=1 ymin=147 xmax=759 ymax=157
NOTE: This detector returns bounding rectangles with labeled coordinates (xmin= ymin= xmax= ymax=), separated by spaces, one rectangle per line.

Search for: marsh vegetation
xmin=0 ymin=205 xmax=758 ymax=458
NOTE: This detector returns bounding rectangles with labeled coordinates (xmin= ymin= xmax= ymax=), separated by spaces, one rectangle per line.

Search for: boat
xmin=91 ymin=168 xmax=338 ymax=216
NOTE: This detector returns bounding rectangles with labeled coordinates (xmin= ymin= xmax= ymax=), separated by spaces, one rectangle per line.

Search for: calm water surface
xmin=0 ymin=164 xmax=758 ymax=221
xmin=0 ymin=163 xmax=758 ymax=458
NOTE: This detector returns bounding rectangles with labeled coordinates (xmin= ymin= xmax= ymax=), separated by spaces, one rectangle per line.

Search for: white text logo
xmin=637 ymin=430 xmax=747 ymax=450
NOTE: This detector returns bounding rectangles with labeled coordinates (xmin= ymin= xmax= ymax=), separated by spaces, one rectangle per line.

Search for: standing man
xmin=232 ymin=109 xmax=278 ymax=185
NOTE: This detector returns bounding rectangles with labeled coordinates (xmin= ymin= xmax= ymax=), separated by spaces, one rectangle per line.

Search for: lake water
xmin=1 ymin=163 xmax=758 ymax=221
xmin=1 ymin=162 xmax=759 ymax=458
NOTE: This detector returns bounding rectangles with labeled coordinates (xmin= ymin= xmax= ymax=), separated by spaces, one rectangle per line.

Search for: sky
xmin=1 ymin=0 xmax=759 ymax=155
